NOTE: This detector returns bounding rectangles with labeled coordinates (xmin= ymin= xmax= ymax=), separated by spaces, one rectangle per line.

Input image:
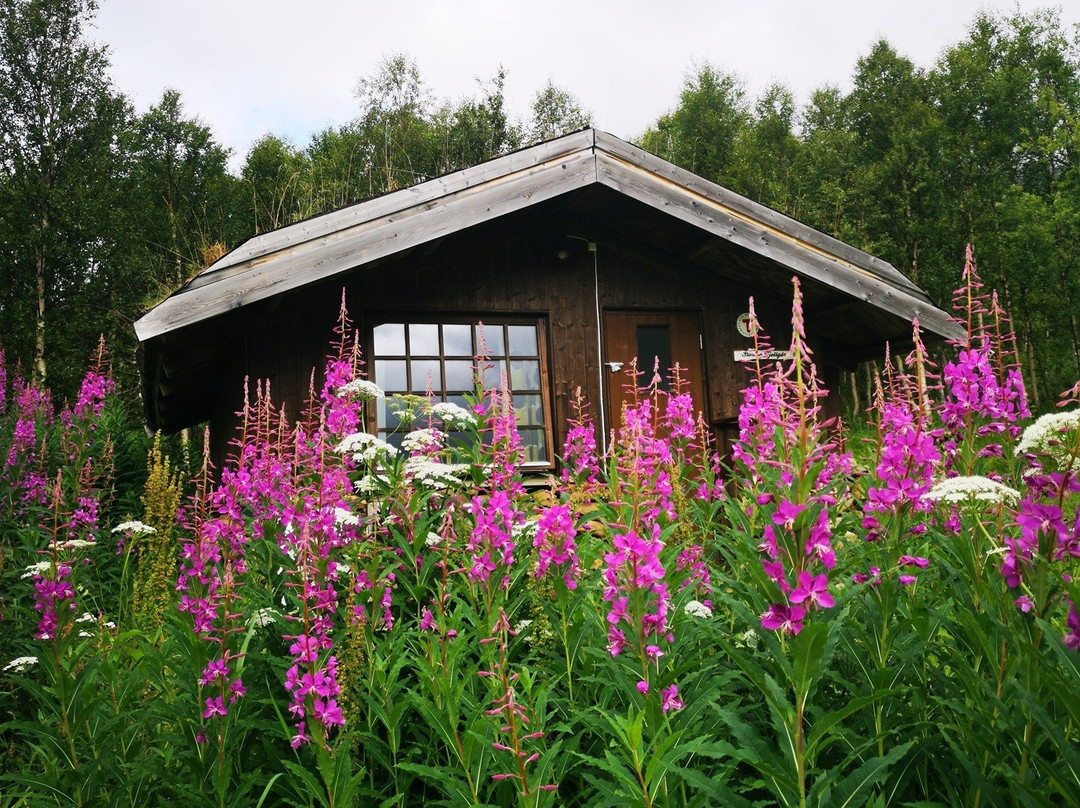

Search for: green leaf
xmin=791 ymin=621 xmax=829 ymax=707
xmin=282 ymin=760 xmax=330 ymax=808
xmin=819 ymin=741 xmax=913 ymax=808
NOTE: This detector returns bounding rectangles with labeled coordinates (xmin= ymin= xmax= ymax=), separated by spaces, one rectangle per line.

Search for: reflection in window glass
xmin=409 ymin=323 xmax=440 ymax=355
xmin=374 ymin=359 xmax=407 ymax=392
xmin=510 ymin=360 xmax=540 ymax=390
xmin=444 ymin=360 xmax=474 ymax=390
xmin=520 ymin=429 xmax=547 ymax=463
xmin=481 ymin=359 xmax=507 ymax=390
xmin=514 ymin=394 xmax=543 ymax=426
xmin=443 ymin=324 xmax=473 ymax=356
xmin=508 ymin=325 xmax=537 ymax=356
xmin=371 ymin=321 xmax=549 ymax=463
xmin=410 ymin=359 xmax=442 ymax=392
xmin=373 ymin=323 xmax=406 ymax=355
xmin=476 ymin=324 xmax=505 ymax=357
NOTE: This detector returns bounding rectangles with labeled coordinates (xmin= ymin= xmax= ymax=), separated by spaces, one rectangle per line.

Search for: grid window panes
xmin=371 ymin=320 xmax=551 ymax=464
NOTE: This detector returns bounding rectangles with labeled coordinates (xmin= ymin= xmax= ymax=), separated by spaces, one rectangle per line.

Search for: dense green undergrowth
xmin=2 ymin=262 xmax=1079 ymax=807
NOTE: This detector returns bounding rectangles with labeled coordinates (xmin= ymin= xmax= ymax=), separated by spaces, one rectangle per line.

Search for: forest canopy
xmin=0 ymin=1 xmax=1077 ymax=410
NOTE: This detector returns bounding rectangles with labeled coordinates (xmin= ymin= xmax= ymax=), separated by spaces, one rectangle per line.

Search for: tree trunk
xmin=33 ymin=216 xmax=47 ymax=386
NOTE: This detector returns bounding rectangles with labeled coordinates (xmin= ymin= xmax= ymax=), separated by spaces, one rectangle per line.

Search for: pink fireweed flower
xmin=772 ymin=500 xmax=807 ymax=532
xmin=203 ymin=696 xmax=228 ymax=719
xmin=805 ymin=511 xmax=836 ymax=570
xmin=664 ymin=390 xmax=696 ymax=442
xmin=419 ymin=606 xmax=435 ymax=632
xmin=852 ymin=566 xmax=882 ymax=586
xmin=561 ymin=387 xmax=600 ymax=483
xmin=661 ymin=684 xmax=685 ymax=713
xmin=199 ymin=658 xmax=230 ymax=685
xmin=735 ymin=282 xmax=847 ymax=641
xmin=466 ymin=490 xmax=522 ymax=589
xmin=761 ymin=603 xmax=806 ymax=635
xmin=32 ymin=564 xmax=76 ymax=641
xmin=290 ymin=722 xmax=309 ymax=749
xmin=602 ymin=528 xmax=671 ymax=661
xmin=788 ymin=571 xmax=835 ymax=610
xmin=480 ymin=608 xmax=557 ymax=796
xmin=1065 ymin=601 xmax=1080 ymax=651
xmin=533 ymin=503 xmax=579 ymax=589
xmin=865 ymin=398 xmax=940 ymax=519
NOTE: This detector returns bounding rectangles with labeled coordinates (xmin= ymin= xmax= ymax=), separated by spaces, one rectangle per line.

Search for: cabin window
xmin=370 ymin=319 xmax=553 ymax=466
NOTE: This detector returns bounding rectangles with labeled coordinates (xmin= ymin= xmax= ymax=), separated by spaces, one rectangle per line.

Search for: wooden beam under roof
xmin=136 ymin=151 xmax=598 ymax=342
xmin=192 ymin=129 xmax=599 ymax=284
xmin=136 ymin=128 xmax=964 ymax=349
xmin=591 ymin=151 xmax=963 ymax=342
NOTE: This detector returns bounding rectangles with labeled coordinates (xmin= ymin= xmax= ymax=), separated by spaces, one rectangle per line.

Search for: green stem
xmin=796 ymin=693 xmax=807 ymax=808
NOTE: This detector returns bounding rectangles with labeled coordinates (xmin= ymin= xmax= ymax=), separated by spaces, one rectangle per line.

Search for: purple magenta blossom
xmin=602 ymin=528 xmax=670 ymax=660
xmin=466 ymin=490 xmax=521 ymax=590
xmin=533 ymin=503 xmax=579 ymax=589
xmin=788 ymin=572 xmax=835 ymax=610
xmin=761 ymin=603 xmax=806 ymax=636
xmin=661 ymin=684 xmax=685 ymax=713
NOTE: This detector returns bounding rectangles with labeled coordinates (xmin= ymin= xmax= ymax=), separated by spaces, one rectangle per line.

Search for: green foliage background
xmin=1 ymin=1 xmax=1078 ymax=413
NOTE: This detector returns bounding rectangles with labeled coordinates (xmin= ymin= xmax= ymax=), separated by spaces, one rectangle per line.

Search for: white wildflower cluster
xmin=338 ymin=379 xmax=385 ymax=400
xmin=684 ymin=600 xmax=714 ymax=619
xmin=734 ymin=629 xmax=759 ymax=650
xmin=926 ymin=475 xmax=1021 ymax=505
xmin=56 ymin=539 xmax=95 ymax=550
xmin=21 ymin=561 xmax=51 ymax=579
xmin=401 ymin=428 xmax=445 ymax=454
xmin=1015 ymin=409 xmax=1080 ymax=458
xmin=334 ymin=506 xmax=359 ymax=527
xmin=404 ymin=457 xmax=469 ymax=489
xmin=252 ymin=608 xmax=279 ymax=628
xmin=355 ymin=474 xmax=390 ymax=495
xmin=431 ymin=401 xmax=477 ymax=428
xmin=76 ymin=612 xmax=96 ymax=638
xmin=112 ymin=520 xmax=156 ymax=535
xmin=512 ymin=519 xmax=539 ymax=541
xmin=74 ymin=613 xmax=115 ymax=637
xmin=3 ymin=656 xmax=38 ymax=673
xmin=337 ymin=432 xmax=398 ymax=463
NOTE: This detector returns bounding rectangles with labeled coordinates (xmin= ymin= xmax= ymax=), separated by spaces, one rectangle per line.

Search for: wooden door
xmin=604 ymin=311 xmax=708 ymax=431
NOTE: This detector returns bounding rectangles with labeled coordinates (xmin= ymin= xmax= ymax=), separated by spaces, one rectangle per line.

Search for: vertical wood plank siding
xmin=224 ymin=211 xmax=799 ymax=462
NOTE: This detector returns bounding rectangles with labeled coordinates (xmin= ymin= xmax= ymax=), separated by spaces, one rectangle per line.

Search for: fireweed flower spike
xmin=998 ymin=400 xmax=1080 ymax=643
xmin=480 ymin=609 xmax=558 ymax=796
xmin=561 ymin=387 xmax=600 ymax=485
xmin=602 ymin=528 xmax=670 ymax=659
xmin=533 ymin=503 xmax=580 ymax=590
xmin=734 ymin=280 xmax=846 ymax=637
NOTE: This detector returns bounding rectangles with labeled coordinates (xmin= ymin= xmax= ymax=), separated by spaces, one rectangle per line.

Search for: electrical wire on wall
xmin=566 ymin=235 xmax=605 ymax=453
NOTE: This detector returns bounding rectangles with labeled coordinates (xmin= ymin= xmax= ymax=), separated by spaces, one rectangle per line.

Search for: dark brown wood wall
xmin=218 ymin=210 xmax=814 ymax=463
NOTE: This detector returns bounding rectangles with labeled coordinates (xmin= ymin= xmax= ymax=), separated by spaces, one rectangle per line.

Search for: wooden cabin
xmin=134 ymin=129 xmax=961 ymax=467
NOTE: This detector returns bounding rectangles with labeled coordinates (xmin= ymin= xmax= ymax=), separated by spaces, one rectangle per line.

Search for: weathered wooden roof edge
xmin=135 ymin=128 xmax=963 ymax=343
xmin=196 ymin=129 xmax=599 ymax=281
xmin=593 ymin=132 xmax=926 ymax=297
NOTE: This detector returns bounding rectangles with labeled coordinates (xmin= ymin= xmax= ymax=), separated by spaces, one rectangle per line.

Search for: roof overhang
xmin=135 ymin=128 xmax=962 ymax=432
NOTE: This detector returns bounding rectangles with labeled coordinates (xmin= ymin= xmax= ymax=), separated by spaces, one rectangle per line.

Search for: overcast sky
xmin=93 ymin=1 xmax=1077 ymax=171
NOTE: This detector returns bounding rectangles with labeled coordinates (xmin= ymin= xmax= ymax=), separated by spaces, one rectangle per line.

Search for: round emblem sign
xmin=736 ymin=312 xmax=756 ymax=338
